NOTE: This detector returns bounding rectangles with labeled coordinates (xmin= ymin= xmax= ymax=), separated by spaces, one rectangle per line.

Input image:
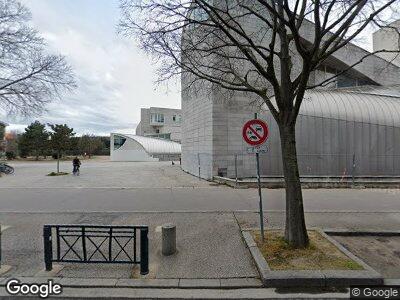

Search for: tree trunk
xmin=279 ymin=124 xmax=309 ymax=248
xmin=57 ymin=151 xmax=60 ymax=173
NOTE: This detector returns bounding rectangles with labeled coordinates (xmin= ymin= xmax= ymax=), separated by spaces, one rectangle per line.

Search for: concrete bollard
xmin=162 ymin=223 xmax=176 ymax=256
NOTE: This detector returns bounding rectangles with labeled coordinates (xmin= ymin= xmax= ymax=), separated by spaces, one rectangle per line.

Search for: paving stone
xmin=59 ymin=278 xmax=117 ymax=287
xmin=179 ymin=279 xmax=221 ymax=288
xmin=116 ymin=278 xmax=179 ymax=288
xmin=220 ymin=278 xmax=263 ymax=288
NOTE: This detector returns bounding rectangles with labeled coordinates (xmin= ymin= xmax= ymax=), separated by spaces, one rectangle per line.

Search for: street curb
xmin=241 ymin=229 xmax=384 ymax=288
xmin=323 ymin=229 xmax=400 ymax=236
xmin=213 ymin=176 xmax=400 ymax=189
xmin=0 ymin=277 xmax=263 ymax=289
xmin=0 ymin=286 xmax=351 ymax=299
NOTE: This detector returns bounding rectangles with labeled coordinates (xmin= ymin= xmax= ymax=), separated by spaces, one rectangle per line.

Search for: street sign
xmin=242 ymin=119 xmax=269 ymax=146
xmin=247 ymin=144 xmax=268 ymax=154
xmin=243 ymin=115 xmax=270 ymax=243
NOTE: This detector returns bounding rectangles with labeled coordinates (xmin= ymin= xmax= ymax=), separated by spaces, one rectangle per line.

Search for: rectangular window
xmin=150 ymin=113 xmax=164 ymax=123
xmin=172 ymin=115 xmax=176 ymax=122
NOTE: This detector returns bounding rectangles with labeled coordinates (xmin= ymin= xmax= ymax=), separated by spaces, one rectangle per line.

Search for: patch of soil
xmin=252 ymin=230 xmax=363 ymax=271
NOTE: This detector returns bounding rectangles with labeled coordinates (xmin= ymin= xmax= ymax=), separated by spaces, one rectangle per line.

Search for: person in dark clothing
xmin=72 ymin=157 xmax=81 ymax=175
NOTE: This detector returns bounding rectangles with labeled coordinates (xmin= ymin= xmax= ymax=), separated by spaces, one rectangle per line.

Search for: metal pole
xmin=234 ymin=154 xmax=238 ymax=185
xmin=254 ymin=113 xmax=265 ymax=242
xmin=0 ymin=225 xmax=2 ymax=267
xmin=198 ymin=153 xmax=201 ymax=180
xmin=43 ymin=225 xmax=53 ymax=271
xmin=352 ymin=153 xmax=356 ymax=185
xmin=140 ymin=227 xmax=149 ymax=275
xmin=256 ymin=152 xmax=265 ymax=242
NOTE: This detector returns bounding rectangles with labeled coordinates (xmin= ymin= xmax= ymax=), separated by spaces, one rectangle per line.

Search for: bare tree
xmin=120 ymin=0 xmax=400 ymax=247
xmin=0 ymin=0 xmax=76 ymax=115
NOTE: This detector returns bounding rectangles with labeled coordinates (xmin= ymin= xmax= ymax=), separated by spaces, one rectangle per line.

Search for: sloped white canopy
xmin=110 ymin=133 xmax=181 ymax=162
xmin=117 ymin=134 xmax=181 ymax=155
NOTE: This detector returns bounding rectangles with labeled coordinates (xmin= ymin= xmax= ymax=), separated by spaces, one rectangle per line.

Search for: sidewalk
xmin=0 ymin=212 xmax=257 ymax=281
xmin=1 ymin=211 xmax=400 ymax=282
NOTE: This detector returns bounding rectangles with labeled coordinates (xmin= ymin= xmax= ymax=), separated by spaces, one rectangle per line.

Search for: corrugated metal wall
xmin=258 ymin=90 xmax=400 ymax=176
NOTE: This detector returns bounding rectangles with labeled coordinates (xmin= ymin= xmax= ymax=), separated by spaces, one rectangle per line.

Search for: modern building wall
xmin=373 ymin=20 xmax=400 ymax=67
xmin=136 ymin=107 xmax=182 ymax=142
xmin=181 ymin=80 xmax=214 ymax=178
xmin=181 ymin=4 xmax=400 ymax=179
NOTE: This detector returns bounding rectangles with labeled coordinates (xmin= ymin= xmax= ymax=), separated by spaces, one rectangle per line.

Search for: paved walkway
xmin=1 ymin=211 xmax=399 ymax=281
xmin=0 ymin=159 xmax=210 ymax=188
xmin=0 ymin=212 xmax=257 ymax=280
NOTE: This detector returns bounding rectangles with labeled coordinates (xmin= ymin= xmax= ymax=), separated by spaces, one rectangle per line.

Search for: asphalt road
xmin=0 ymin=187 xmax=400 ymax=212
xmin=0 ymin=159 xmax=399 ymax=213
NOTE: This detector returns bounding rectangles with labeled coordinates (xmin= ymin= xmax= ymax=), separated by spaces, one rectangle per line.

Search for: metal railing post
xmin=234 ymin=154 xmax=238 ymax=185
xmin=197 ymin=153 xmax=201 ymax=180
xmin=140 ymin=227 xmax=149 ymax=275
xmin=43 ymin=225 xmax=53 ymax=271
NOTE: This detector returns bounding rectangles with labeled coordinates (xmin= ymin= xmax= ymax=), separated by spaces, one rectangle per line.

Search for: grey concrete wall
xmin=373 ymin=20 xmax=400 ymax=67
xmin=181 ymin=79 xmax=214 ymax=179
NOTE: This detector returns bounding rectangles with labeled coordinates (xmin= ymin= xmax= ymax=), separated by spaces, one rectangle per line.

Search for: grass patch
xmin=252 ymin=230 xmax=363 ymax=271
xmin=47 ymin=172 xmax=69 ymax=176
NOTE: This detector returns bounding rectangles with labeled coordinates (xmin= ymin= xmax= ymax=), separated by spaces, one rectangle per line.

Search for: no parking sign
xmin=242 ymin=119 xmax=269 ymax=152
xmin=242 ymin=116 xmax=269 ymax=242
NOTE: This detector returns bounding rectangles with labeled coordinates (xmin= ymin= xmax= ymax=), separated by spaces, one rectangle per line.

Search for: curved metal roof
xmin=264 ymin=88 xmax=400 ymax=127
xmin=112 ymin=133 xmax=181 ymax=155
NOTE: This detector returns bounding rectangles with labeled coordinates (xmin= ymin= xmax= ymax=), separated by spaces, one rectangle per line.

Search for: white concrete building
xmin=136 ymin=107 xmax=182 ymax=142
xmin=373 ymin=20 xmax=400 ymax=67
xmin=110 ymin=133 xmax=181 ymax=162
xmin=181 ymin=10 xmax=400 ymax=180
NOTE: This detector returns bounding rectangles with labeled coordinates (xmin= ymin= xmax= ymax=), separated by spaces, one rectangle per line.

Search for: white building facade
xmin=136 ymin=107 xmax=182 ymax=142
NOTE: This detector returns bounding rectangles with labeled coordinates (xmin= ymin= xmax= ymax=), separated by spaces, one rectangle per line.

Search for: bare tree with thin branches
xmin=0 ymin=0 xmax=76 ymax=115
xmin=120 ymin=0 xmax=400 ymax=247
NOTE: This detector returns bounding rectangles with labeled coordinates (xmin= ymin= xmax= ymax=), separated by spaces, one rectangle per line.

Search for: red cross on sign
xmin=242 ymin=119 xmax=269 ymax=146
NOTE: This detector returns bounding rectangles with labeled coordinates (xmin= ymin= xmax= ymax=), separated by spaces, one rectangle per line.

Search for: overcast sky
xmin=1 ymin=0 xmax=180 ymax=135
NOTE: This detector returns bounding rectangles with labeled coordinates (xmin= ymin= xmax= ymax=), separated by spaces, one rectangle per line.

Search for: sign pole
xmin=254 ymin=113 xmax=265 ymax=242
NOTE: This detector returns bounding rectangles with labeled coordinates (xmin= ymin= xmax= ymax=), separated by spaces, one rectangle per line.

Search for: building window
xmin=155 ymin=129 xmax=160 ymax=133
xmin=178 ymin=115 xmax=182 ymax=123
xmin=151 ymin=113 xmax=164 ymax=123
xmin=172 ymin=115 xmax=176 ymax=122
xmin=114 ymin=135 xmax=126 ymax=150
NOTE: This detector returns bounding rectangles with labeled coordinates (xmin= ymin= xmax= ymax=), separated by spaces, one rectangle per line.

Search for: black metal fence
xmin=43 ymin=224 xmax=149 ymax=275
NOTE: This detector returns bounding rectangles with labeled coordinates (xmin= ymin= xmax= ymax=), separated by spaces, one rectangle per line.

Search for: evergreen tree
xmin=18 ymin=121 xmax=49 ymax=160
xmin=48 ymin=124 xmax=75 ymax=173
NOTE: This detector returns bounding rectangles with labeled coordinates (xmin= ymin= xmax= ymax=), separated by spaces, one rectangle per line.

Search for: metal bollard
xmin=43 ymin=225 xmax=53 ymax=271
xmin=140 ymin=227 xmax=149 ymax=275
xmin=162 ymin=224 xmax=176 ymax=256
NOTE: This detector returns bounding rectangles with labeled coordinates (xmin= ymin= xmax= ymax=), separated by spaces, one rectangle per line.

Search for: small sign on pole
xmin=242 ymin=115 xmax=269 ymax=242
